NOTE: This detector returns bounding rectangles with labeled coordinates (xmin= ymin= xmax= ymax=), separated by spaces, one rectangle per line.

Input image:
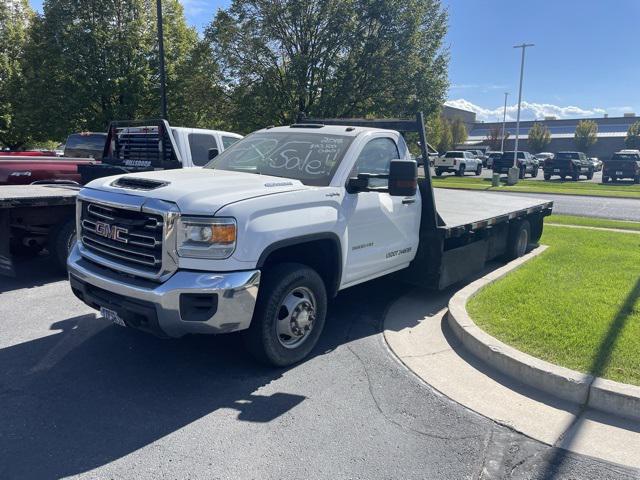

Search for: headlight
xmin=177 ymin=217 xmax=237 ymax=259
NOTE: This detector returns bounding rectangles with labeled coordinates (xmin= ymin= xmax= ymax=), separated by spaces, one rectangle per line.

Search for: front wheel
xmin=243 ymin=263 xmax=327 ymax=367
xmin=49 ymin=218 xmax=76 ymax=273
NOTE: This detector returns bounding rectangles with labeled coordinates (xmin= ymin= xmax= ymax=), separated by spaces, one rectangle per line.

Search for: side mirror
xmin=208 ymin=148 xmax=219 ymax=160
xmin=388 ymin=160 xmax=417 ymax=197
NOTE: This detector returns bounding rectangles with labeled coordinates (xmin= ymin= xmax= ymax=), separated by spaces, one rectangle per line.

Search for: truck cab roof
xmin=258 ymin=124 xmax=397 ymax=137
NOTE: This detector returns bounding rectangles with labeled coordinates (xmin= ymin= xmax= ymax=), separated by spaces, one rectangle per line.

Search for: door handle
xmin=402 ymin=198 xmax=415 ymax=205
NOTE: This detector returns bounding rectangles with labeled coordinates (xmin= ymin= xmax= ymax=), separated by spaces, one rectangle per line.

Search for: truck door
xmin=342 ymin=135 xmax=421 ymax=285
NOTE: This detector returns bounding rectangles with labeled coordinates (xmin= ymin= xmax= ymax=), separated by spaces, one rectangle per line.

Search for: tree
xmin=437 ymin=118 xmax=452 ymax=152
xmin=527 ymin=122 xmax=551 ymax=153
xmin=450 ymin=118 xmax=467 ymax=146
xmin=0 ymin=0 xmax=33 ymax=148
xmin=485 ymin=126 xmax=509 ymax=151
xmin=207 ymin=0 xmax=449 ymax=132
xmin=574 ymin=119 xmax=598 ymax=153
xmin=625 ymin=120 xmax=640 ymax=149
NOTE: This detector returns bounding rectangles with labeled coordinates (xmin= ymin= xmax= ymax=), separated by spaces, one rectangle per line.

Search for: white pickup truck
xmin=67 ymin=114 xmax=552 ymax=366
xmin=434 ymin=150 xmax=483 ymax=176
xmin=79 ymin=119 xmax=243 ymax=184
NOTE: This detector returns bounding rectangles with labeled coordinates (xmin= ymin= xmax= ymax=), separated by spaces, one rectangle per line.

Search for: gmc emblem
xmin=95 ymin=221 xmax=128 ymax=243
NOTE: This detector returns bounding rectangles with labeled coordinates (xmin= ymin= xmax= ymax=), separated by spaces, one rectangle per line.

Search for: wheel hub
xmin=276 ymin=287 xmax=317 ymax=349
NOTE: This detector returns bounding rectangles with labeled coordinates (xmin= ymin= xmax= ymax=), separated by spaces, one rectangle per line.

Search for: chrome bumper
xmin=67 ymin=244 xmax=260 ymax=337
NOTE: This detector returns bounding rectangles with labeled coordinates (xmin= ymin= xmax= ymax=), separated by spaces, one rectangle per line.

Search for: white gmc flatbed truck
xmin=67 ymin=114 xmax=553 ymax=366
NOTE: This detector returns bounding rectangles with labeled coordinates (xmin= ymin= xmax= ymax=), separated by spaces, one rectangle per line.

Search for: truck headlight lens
xmin=177 ymin=217 xmax=236 ymax=259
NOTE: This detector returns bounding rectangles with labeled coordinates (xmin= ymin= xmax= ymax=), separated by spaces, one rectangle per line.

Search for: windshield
xmin=205 ymin=132 xmax=354 ymax=186
xmin=444 ymin=152 xmax=463 ymax=158
xmin=611 ymin=153 xmax=639 ymax=161
xmin=502 ymin=152 xmax=525 ymax=159
xmin=556 ymin=152 xmax=579 ymax=159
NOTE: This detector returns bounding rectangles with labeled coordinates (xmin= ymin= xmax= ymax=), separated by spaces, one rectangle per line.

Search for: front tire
xmin=243 ymin=263 xmax=327 ymax=367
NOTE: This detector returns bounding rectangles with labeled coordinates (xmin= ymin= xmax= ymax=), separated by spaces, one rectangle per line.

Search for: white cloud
xmin=445 ymin=98 xmax=607 ymax=122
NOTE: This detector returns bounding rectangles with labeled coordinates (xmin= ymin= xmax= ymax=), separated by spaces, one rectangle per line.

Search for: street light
xmin=500 ymin=92 xmax=509 ymax=152
xmin=157 ymin=0 xmax=168 ymax=119
xmin=509 ymin=43 xmax=534 ymax=184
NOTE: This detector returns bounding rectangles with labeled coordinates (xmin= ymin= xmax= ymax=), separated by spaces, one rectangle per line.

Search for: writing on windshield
xmin=206 ymin=132 xmax=354 ymax=186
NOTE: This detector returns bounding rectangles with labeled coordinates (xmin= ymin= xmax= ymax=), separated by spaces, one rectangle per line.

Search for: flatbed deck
xmin=0 ymin=185 xmax=80 ymax=209
xmin=434 ymin=188 xmax=552 ymax=237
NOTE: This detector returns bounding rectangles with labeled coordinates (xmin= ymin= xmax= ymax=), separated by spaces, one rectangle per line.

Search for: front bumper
xmin=67 ymin=244 xmax=260 ymax=337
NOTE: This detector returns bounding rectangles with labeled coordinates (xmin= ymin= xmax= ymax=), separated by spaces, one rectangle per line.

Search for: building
xmin=463 ymin=113 xmax=638 ymax=159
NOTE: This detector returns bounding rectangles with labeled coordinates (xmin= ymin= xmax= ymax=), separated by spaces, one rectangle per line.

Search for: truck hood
xmin=83 ymin=168 xmax=309 ymax=215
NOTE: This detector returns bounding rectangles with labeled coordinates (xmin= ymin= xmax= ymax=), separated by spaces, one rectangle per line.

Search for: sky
xmin=29 ymin=0 xmax=640 ymax=122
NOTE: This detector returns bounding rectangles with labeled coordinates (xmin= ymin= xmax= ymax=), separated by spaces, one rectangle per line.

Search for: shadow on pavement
xmin=0 ymin=269 xmax=407 ymax=479
xmin=0 ymin=252 xmax=66 ymax=293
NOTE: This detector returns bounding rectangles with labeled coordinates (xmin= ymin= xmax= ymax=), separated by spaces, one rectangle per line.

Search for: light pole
xmin=500 ymin=92 xmax=509 ymax=152
xmin=156 ymin=0 xmax=168 ymax=119
xmin=510 ymin=43 xmax=534 ymax=183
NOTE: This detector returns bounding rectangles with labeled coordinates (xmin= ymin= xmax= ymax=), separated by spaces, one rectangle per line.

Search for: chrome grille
xmin=80 ymin=201 xmax=164 ymax=275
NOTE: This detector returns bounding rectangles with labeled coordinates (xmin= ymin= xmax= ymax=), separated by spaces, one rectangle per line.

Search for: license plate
xmin=616 ymin=171 xmax=623 ymax=175
xmin=553 ymin=168 xmax=560 ymax=172
xmin=581 ymin=167 xmax=588 ymax=171
xmin=100 ymin=307 xmax=126 ymax=327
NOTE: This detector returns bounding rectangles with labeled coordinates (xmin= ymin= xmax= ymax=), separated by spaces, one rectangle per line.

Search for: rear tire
xmin=504 ymin=220 xmax=530 ymax=261
xmin=587 ymin=169 xmax=594 ymax=180
xmin=543 ymin=173 xmax=551 ymax=181
xmin=435 ymin=169 xmax=443 ymax=177
xmin=518 ymin=166 xmax=525 ymax=179
xmin=572 ymin=171 xmax=579 ymax=181
xmin=243 ymin=263 xmax=327 ymax=367
xmin=532 ymin=166 xmax=539 ymax=178
xmin=602 ymin=176 xmax=609 ymax=183
xmin=475 ymin=164 xmax=482 ymax=176
xmin=530 ymin=217 xmax=544 ymax=244
xmin=456 ymin=164 xmax=465 ymax=177
xmin=48 ymin=218 xmax=76 ymax=273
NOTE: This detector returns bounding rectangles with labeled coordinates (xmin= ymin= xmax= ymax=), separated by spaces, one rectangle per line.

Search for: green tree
xmin=574 ymin=119 xmax=598 ymax=153
xmin=207 ymin=0 xmax=449 ymax=132
xmin=485 ymin=126 xmax=509 ymax=151
xmin=625 ymin=120 xmax=640 ymax=149
xmin=437 ymin=118 xmax=452 ymax=152
xmin=450 ymin=118 xmax=467 ymax=146
xmin=527 ymin=122 xmax=551 ymax=153
xmin=0 ymin=0 xmax=33 ymax=148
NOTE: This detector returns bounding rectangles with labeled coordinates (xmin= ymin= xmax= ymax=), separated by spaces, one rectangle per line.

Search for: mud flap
xmin=0 ymin=209 xmax=15 ymax=277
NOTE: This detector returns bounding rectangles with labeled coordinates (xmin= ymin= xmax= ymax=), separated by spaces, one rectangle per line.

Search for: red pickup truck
xmin=0 ymin=132 xmax=105 ymax=185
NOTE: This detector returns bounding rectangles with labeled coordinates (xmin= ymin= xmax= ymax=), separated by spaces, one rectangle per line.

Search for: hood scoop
xmin=111 ymin=177 xmax=170 ymax=191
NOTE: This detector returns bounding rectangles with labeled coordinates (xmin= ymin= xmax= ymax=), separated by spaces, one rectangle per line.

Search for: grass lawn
xmin=548 ymin=214 xmax=640 ymax=232
xmin=431 ymin=176 xmax=640 ymax=199
xmin=467 ymin=224 xmax=640 ymax=386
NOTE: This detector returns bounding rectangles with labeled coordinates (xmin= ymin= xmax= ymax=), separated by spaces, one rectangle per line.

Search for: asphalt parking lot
xmin=1 ymin=256 xmax=637 ymax=479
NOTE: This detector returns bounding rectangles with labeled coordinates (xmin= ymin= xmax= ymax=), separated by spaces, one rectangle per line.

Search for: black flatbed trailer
xmin=301 ymin=113 xmax=553 ymax=289
xmin=0 ymin=185 xmax=79 ymax=276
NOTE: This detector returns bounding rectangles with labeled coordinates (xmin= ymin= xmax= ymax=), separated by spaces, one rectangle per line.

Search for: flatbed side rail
xmin=297 ymin=112 xmax=443 ymax=233
xmin=440 ymin=201 xmax=553 ymax=239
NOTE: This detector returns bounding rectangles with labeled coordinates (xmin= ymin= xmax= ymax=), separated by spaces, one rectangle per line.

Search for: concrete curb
xmin=447 ymin=246 xmax=640 ymax=422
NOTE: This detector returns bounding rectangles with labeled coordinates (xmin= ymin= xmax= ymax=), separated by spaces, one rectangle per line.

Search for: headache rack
xmin=79 ymin=119 xmax=182 ymax=184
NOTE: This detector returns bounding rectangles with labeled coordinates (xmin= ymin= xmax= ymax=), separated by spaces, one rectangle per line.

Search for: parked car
xmin=63 ymin=132 xmax=108 ymax=160
xmin=434 ymin=150 xmax=483 ymax=176
xmin=535 ymin=152 xmax=554 ymax=164
xmin=493 ymin=151 xmax=538 ymax=178
xmin=589 ymin=157 xmax=602 ymax=172
xmin=602 ymin=150 xmax=640 ymax=183
xmin=486 ymin=151 xmax=502 ymax=169
xmin=467 ymin=149 xmax=488 ymax=166
xmin=543 ymin=151 xmax=594 ymax=181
